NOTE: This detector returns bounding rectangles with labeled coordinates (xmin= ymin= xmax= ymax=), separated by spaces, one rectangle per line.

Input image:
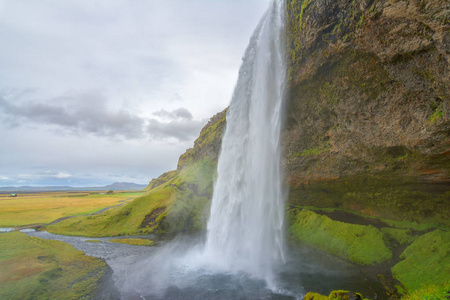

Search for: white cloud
xmin=53 ymin=172 xmax=72 ymax=179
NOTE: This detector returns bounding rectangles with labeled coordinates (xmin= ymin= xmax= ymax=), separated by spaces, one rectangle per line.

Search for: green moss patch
xmin=304 ymin=290 xmax=368 ymax=300
xmin=160 ymin=158 xmax=216 ymax=232
xmin=401 ymin=282 xmax=450 ymax=300
xmin=0 ymin=232 xmax=106 ymax=300
xmin=381 ymin=228 xmax=416 ymax=245
xmin=329 ymin=290 xmax=364 ymax=300
xmin=392 ymin=230 xmax=450 ymax=293
xmin=108 ymin=238 xmax=155 ymax=246
xmin=304 ymin=292 xmax=328 ymax=300
xmin=289 ymin=209 xmax=392 ymax=265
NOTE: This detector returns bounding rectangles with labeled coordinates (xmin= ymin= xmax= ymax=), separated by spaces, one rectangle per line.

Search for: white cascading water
xmin=203 ymin=0 xmax=286 ymax=284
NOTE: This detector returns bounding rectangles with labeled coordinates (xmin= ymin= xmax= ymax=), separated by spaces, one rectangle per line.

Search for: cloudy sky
xmin=0 ymin=0 xmax=270 ymax=187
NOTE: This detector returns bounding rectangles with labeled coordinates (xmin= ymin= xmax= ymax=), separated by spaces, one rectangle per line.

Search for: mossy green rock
xmin=392 ymin=230 xmax=450 ymax=292
xmin=289 ymin=209 xmax=392 ymax=265
xmin=381 ymin=227 xmax=416 ymax=245
xmin=304 ymin=292 xmax=328 ymax=300
xmin=329 ymin=290 xmax=363 ymax=300
xmin=304 ymin=290 xmax=368 ymax=300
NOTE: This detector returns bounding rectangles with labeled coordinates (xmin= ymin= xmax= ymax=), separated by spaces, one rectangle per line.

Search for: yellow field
xmin=0 ymin=191 xmax=144 ymax=227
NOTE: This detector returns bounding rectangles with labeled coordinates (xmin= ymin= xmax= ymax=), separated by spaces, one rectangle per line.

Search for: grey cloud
xmin=0 ymin=93 xmax=144 ymax=139
xmin=153 ymin=107 xmax=193 ymax=120
xmin=0 ymin=92 xmax=203 ymax=142
xmin=147 ymin=118 xmax=204 ymax=142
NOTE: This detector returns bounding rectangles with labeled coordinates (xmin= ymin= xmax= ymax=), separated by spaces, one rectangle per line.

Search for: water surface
xmin=24 ymin=231 xmax=386 ymax=300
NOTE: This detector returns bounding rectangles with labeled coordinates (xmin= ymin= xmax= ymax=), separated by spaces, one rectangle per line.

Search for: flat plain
xmin=0 ymin=191 xmax=144 ymax=227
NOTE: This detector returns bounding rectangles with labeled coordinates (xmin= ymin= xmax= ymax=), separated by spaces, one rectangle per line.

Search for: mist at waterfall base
xmin=26 ymin=1 xmax=387 ymax=299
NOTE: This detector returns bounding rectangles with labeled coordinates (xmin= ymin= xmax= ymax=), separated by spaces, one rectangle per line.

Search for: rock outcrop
xmin=284 ymin=0 xmax=449 ymax=226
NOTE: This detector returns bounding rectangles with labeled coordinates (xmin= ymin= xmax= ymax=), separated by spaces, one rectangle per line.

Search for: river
xmin=24 ymin=230 xmax=387 ymax=300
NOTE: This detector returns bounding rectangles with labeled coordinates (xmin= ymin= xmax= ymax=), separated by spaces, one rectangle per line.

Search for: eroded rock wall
xmin=284 ymin=0 xmax=449 ymax=225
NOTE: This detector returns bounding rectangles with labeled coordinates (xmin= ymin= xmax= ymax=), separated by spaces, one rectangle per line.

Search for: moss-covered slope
xmin=289 ymin=209 xmax=392 ymax=265
xmin=391 ymin=229 xmax=450 ymax=292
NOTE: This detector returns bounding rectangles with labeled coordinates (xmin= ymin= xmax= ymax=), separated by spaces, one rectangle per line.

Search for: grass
xmin=45 ymin=186 xmax=174 ymax=237
xmin=46 ymin=158 xmax=216 ymax=237
xmin=391 ymin=230 xmax=450 ymax=293
xmin=289 ymin=209 xmax=392 ymax=265
xmin=0 ymin=191 xmax=144 ymax=227
xmin=0 ymin=231 xmax=106 ymax=299
xmin=108 ymin=238 xmax=155 ymax=246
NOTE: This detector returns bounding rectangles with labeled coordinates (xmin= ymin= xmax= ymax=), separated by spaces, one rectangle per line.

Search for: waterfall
xmin=203 ymin=0 xmax=286 ymax=283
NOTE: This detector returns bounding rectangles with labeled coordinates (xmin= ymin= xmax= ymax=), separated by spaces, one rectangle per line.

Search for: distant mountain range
xmin=0 ymin=182 xmax=147 ymax=192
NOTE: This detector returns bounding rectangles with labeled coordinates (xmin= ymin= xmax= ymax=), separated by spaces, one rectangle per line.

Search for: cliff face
xmin=284 ymin=0 xmax=449 ymax=225
xmin=284 ymin=1 xmax=449 ymax=296
xmin=285 ymin=0 xmax=449 ymax=181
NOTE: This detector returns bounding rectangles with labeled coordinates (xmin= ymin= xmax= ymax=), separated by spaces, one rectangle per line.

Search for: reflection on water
xmin=24 ymin=231 xmax=386 ymax=300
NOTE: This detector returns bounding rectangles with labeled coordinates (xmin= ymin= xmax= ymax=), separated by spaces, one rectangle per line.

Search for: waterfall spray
xmin=203 ymin=0 xmax=286 ymax=283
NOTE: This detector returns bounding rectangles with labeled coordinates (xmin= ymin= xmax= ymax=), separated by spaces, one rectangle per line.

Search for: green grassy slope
xmin=0 ymin=232 xmax=107 ymax=299
xmin=46 ymin=159 xmax=216 ymax=237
